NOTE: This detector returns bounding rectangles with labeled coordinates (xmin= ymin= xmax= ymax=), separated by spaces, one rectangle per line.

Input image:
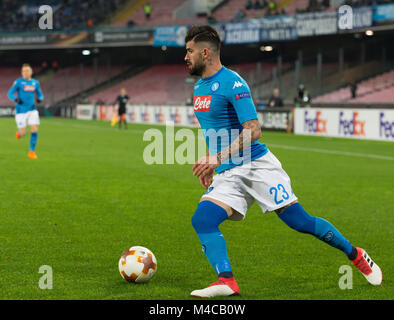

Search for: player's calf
xmin=277 ymin=202 xmax=383 ymax=285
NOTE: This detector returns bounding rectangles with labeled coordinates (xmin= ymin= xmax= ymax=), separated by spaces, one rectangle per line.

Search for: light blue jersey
xmin=7 ymin=77 xmax=44 ymax=114
xmin=193 ymin=66 xmax=268 ymax=173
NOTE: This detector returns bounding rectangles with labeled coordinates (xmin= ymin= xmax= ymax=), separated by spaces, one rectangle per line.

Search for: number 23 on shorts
xmin=270 ymin=184 xmax=292 ymax=205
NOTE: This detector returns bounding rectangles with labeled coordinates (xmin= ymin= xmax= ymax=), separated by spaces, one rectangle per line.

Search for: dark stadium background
xmin=0 ymin=0 xmax=393 ymax=302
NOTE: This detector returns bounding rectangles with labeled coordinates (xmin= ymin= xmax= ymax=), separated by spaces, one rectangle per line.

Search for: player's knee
xmin=191 ymin=201 xmax=228 ymax=234
xmin=277 ymin=202 xmax=316 ymax=235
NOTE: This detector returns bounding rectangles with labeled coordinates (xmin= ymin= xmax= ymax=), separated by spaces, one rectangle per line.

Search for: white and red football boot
xmin=351 ymin=247 xmax=382 ymax=286
xmin=190 ymin=277 xmax=240 ymax=298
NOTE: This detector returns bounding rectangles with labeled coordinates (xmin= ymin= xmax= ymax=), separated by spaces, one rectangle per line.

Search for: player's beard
xmin=188 ymin=57 xmax=205 ymax=76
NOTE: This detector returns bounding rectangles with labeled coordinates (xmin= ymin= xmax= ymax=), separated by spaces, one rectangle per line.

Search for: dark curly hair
xmin=185 ymin=25 xmax=221 ymax=53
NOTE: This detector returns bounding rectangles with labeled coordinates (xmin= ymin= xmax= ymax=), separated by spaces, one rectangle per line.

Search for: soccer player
xmin=114 ymin=88 xmax=129 ymax=129
xmin=7 ymin=63 xmax=44 ymax=159
xmin=184 ymin=26 xmax=382 ymax=298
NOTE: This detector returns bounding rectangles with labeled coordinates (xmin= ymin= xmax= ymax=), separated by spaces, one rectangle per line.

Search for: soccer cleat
xmin=190 ymin=277 xmax=240 ymax=298
xmin=16 ymin=131 xmax=21 ymax=139
xmin=351 ymin=247 xmax=382 ymax=286
xmin=28 ymin=151 xmax=38 ymax=159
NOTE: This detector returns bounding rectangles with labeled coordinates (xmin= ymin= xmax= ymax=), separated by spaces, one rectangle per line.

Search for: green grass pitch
xmin=0 ymin=117 xmax=393 ymax=300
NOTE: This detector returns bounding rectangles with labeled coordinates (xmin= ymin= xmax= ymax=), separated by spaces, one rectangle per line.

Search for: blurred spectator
xmin=254 ymin=0 xmax=262 ymax=9
xmin=233 ymin=9 xmax=246 ymax=22
xmin=295 ymin=84 xmax=311 ymax=107
xmin=255 ymin=99 xmax=265 ymax=111
xmin=52 ymin=61 xmax=59 ymax=72
xmin=298 ymin=84 xmax=305 ymax=100
xmin=246 ymin=0 xmax=253 ymax=10
xmin=268 ymin=88 xmax=284 ymax=107
xmin=0 ymin=0 xmax=126 ymax=32
xmin=144 ymin=3 xmax=152 ymax=20
xmin=41 ymin=61 xmax=49 ymax=72
xmin=268 ymin=1 xmax=277 ymax=15
xmin=350 ymin=81 xmax=358 ymax=99
xmin=87 ymin=18 xmax=94 ymax=27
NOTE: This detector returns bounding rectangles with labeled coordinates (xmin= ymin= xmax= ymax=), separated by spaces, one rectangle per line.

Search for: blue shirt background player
xmin=193 ymin=66 xmax=268 ymax=173
xmin=7 ymin=64 xmax=44 ymax=158
xmin=8 ymin=76 xmax=44 ymax=114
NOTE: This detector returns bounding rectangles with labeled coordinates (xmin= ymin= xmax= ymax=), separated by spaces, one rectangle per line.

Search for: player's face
xmin=21 ymin=66 xmax=32 ymax=80
xmin=120 ymin=89 xmax=126 ymax=96
xmin=185 ymin=41 xmax=205 ymax=76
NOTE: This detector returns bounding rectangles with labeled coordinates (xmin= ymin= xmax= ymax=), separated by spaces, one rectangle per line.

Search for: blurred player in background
xmin=114 ymin=88 xmax=129 ymax=129
xmin=7 ymin=63 xmax=44 ymax=159
xmin=185 ymin=25 xmax=382 ymax=298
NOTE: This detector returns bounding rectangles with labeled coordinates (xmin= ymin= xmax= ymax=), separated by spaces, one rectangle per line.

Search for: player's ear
xmin=201 ymin=47 xmax=210 ymax=59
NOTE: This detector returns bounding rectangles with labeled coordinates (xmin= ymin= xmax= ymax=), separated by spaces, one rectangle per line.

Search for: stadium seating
xmin=0 ymin=0 xmax=126 ymax=31
xmin=313 ymin=69 xmax=394 ymax=103
xmin=283 ymin=0 xmax=313 ymax=15
xmin=0 ymin=65 xmax=129 ymax=106
xmin=0 ymin=66 xmax=41 ymax=105
xmin=212 ymin=0 xmax=266 ymax=22
xmin=39 ymin=65 xmax=129 ymax=104
xmin=87 ymin=62 xmax=281 ymax=105
xmin=114 ymin=0 xmax=188 ymax=27
xmin=88 ymin=64 xmax=192 ymax=105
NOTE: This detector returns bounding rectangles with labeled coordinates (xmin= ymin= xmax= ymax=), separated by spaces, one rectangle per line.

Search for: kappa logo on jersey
xmin=233 ymin=81 xmax=243 ymax=89
xmin=23 ymin=85 xmax=35 ymax=92
xmin=193 ymin=95 xmax=212 ymax=112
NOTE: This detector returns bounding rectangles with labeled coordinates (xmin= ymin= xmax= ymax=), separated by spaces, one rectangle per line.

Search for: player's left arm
xmin=35 ymin=81 xmax=44 ymax=103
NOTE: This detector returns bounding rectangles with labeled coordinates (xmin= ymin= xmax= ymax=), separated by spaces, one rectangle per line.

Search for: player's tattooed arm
xmin=216 ymin=119 xmax=261 ymax=164
xmin=192 ymin=119 xmax=261 ymax=182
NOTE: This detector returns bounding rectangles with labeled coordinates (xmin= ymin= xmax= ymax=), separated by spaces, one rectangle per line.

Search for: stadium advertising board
xmin=153 ymin=26 xmax=187 ymax=47
xmin=373 ymin=3 xmax=394 ymax=21
xmin=0 ymin=107 xmax=15 ymax=117
xmin=258 ymin=109 xmax=293 ymax=132
xmin=224 ymin=20 xmax=261 ymax=44
xmin=0 ymin=30 xmax=153 ymax=49
xmin=260 ymin=16 xmax=298 ymax=41
xmin=93 ymin=30 xmax=153 ymax=45
xmin=352 ymin=7 xmax=373 ymax=29
xmin=296 ymin=11 xmax=337 ymax=36
xmin=127 ymin=105 xmax=199 ymax=127
xmin=76 ymin=104 xmax=95 ymax=120
xmin=224 ymin=16 xmax=297 ymax=44
xmin=79 ymin=104 xmax=200 ymax=127
xmin=294 ymin=108 xmax=394 ymax=141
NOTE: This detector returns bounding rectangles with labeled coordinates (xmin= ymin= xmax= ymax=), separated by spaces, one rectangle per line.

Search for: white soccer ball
xmin=118 ymin=246 xmax=157 ymax=283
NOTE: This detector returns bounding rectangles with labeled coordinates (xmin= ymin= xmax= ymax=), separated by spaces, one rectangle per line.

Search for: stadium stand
xmin=86 ymin=62 xmax=291 ymax=106
xmin=0 ymin=0 xmax=127 ymax=31
xmin=88 ymin=64 xmax=191 ymax=105
xmin=313 ymin=69 xmax=394 ymax=103
xmin=0 ymin=64 xmax=129 ymax=106
xmin=42 ymin=65 xmax=130 ymax=104
xmin=0 ymin=66 xmax=41 ymax=105
xmin=113 ymin=0 xmax=188 ymax=27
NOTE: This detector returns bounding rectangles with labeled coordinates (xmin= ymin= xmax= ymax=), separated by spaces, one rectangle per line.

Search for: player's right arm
xmin=7 ymin=80 xmax=22 ymax=104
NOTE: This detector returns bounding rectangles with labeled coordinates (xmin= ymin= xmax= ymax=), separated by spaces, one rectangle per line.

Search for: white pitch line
xmin=268 ymin=144 xmax=394 ymax=161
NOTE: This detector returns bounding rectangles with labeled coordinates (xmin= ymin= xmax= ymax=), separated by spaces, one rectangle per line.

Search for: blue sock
xmin=278 ymin=202 xmax=355 ymax=258
xmin=191 ymin=201 xmax=233 ymax=278
xmin=30 ymin=132 xmax=38 ymax=152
